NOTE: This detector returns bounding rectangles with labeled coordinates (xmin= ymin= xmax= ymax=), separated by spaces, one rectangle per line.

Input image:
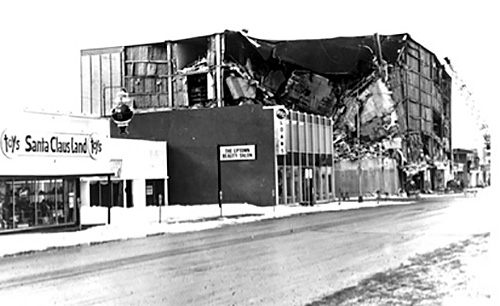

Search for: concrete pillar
xmin=132 ymin=179 xmax=146 ymax=208
xmin=163 ymin=178 xmax=169 ymax=206
xmin=80 ymin=180 xmax=90 ymax=207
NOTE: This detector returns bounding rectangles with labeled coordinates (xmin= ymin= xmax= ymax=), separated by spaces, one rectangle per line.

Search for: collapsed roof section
xmin=221 ymin=31 xmax=407 ymax=123
xmin=250 ymin=32 xmax=407 ymax=75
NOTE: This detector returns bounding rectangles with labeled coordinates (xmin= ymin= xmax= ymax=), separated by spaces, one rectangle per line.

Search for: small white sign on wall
xmin=219 ymin=145 xmax=256 ymax=161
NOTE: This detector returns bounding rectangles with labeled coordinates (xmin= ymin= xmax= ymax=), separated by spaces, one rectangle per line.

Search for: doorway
xmin=125 ymin=180 xmax=133 ymax=208
xmin=145 ymin=179 xmax=165 ymax=206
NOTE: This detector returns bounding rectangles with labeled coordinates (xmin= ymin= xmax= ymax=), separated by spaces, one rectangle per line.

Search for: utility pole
xmin=217 ymin=145 xmax=223 ymax=218
xmin=379 ymin=145 xmax=385 ymax=202
xmin=357 ymin=107 xmax=363 ymax=202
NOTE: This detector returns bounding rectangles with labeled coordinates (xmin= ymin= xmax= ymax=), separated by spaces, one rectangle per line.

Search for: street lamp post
xmin=357 ymin=106 xmax=363 ymax=202
xmin=158 ymin=194 xmax=163 ymax=223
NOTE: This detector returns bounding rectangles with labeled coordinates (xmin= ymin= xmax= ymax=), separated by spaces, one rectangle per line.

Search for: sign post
xmin=217 ymin=145 xmax=222 ymax=218
xmin=304 ymin=168 xmax=314 ymax=206
xmin=107 ymin=175 xmax=112 ymax=225
xmin=158 ymin=194 xmax=163 ymax=223
xmin=217 ymin=144 xmax=257 ymax=218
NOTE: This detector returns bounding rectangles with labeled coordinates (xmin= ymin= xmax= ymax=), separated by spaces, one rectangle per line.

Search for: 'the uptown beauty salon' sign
xmin=1 ymin=129 xmax=104 ymax=160
xmin=219 ymin=145 xmax=256 ymax=161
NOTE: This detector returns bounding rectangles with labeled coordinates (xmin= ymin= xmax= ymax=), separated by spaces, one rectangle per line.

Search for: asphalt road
xmin=0 ymin=196 xmax=494 ymax=305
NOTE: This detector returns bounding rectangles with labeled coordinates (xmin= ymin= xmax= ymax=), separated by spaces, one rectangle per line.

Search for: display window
xmin=145 ymin=179 xmax=165 ymax=206
xmin=89 ymin=180 xmax=123 ymax=207
xmin=0 ymin=178 xmax=78 ymax=231
xmin=277 ymin=152 xmax=334 ymax=205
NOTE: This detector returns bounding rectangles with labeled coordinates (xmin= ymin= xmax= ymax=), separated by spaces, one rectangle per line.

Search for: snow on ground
xmin=305 ymin=232 xmax=496 ymax=306
xmin=0 ymin=189 xmax=492 ymax=258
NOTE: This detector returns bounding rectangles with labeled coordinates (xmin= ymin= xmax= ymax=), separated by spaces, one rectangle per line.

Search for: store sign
xmin=275 ymin=118 xmax=286 ymax=155
xmin=220 ymin=145 xmax=256 ymax=161
xmin=274 ymin=107 xmax=287 ymax=155
xmin=1 ymin=129 xmax=104 ymax=160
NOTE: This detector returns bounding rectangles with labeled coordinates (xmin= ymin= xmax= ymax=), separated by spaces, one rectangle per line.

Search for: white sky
xmin=1 ymin=0 xmax=497 ymax=151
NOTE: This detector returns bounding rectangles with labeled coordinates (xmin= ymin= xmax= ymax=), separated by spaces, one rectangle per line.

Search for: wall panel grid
xmin=420 ymin=77 xmax=431 ymax=94
xmin=286 ymin=112 xmax=333 ymax=155
xmin=306 ymin=114 xmax=313 ymax=153
xmin=423 ymin=107 xmax=433 ymax=121
xmin=408 ymin=70 xmax=420 ymax=85
xmin=124 ymin=45 xmax=171 ymax=110
xmin=421 ymin=92 xmax=431 ymax=107
xmin=81 ymin=51 xmax=123 ymax=116
xmin=90 ymin=55 xmax=102 ymax=115
xmin=406 ymin=42 xmax=420 ymax=59
xmin=409 ymin=117 xmax=421 ymax=131
xmin=408 ymin=85 xmax=420 ymax=101
xmin=409 ymin=101 xmax=420 ymax=117
xmin=81 ymin=55 xmax=91 ymax=114
xmin=280 ymin=111 xmax=334 ymax=204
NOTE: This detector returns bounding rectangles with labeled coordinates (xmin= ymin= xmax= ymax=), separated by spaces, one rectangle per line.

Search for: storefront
xmin=79 ymin=138 xmax=168 ymax=226
xmin=277 ymin=111 xmax=335 ymax=205
xmin=111 ymin=104 xmax=335 ymax=206
xmin=1 ymin=109 xmax=167 ymax=233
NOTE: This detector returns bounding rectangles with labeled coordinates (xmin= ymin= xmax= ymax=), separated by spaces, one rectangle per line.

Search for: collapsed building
xmin=80 ymin=30 xmax=452 ymax=205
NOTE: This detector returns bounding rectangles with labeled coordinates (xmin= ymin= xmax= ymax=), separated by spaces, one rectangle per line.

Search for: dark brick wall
xmin=111 ymin=104 xmax=276 ymax=206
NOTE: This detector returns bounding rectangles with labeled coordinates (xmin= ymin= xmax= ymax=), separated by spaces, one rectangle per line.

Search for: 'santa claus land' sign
xmin=1 ymin=129 xmax=104 ymax=160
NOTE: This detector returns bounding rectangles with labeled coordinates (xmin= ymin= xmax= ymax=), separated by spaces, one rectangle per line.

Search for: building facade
xmin=110 ymin=104 xmax=335 ymax=206
xmin=81 ymin=30 xmax=452 ymax=204
xmin=387 ymin=36 xmax=453 ymax=192
xmin=0 ymin=109 xmax=168 ymax=233
xmin=452 ymin=148 xmax=489 ymax=188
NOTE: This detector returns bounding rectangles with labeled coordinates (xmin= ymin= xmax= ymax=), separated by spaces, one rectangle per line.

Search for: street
xmin=0 ymin=195 xmax=495 ymax=305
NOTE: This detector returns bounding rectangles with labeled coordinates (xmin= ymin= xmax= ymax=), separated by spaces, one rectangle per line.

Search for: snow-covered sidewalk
xmin=0 ymin=191 xmax=480 ymax=258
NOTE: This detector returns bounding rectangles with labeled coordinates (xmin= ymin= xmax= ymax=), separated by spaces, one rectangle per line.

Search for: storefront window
xmin=327 ymin=166 xmax=333 ymax=198
xmin=90 ymin=180 xmax=123 ymax=207
xmin=293 ymin=166 xmax=301 ymax=203
xmin=0 ymin=181 xmax=7 ymax=229
xmin=0 ymin=178 xmax=77 ymax=231
xmin=286 ymin=166 xmax=294 ymax=204
xmin=277 ymin=166 xmax=285 ymax=204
